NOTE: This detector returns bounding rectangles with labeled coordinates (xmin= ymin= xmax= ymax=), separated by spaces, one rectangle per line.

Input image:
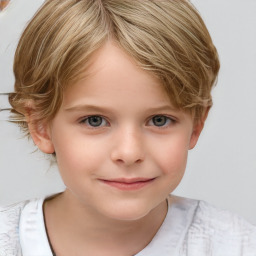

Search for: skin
xmin=0 ymin=0 xmax=10 ymax=11
xmin=29 ymin=42 xmax=206 ymax=255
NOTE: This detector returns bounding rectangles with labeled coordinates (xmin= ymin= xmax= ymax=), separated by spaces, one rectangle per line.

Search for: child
xmin=1 ymin=0 xmax=255 ymax=255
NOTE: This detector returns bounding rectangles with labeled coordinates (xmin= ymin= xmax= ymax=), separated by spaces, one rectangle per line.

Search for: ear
xmin=25 ymin=104 xmax=55 ymax=154
xmin=28 ymin=121 xmax=55 ymax=154
xmin=189 ymin=108 xmax=210 ymax=150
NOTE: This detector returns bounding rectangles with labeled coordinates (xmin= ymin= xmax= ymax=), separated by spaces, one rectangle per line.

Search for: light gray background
xmin=1 ymin=0 xmax=256 ymax=223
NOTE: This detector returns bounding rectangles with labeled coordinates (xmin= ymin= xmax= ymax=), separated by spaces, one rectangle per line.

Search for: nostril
xmin=114 ymin=157 xmax=143 ymax=166
xmin=0 ymin=0 xmax=10 ymax=11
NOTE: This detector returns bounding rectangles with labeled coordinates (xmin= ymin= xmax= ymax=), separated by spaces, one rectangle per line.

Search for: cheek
xmin=160 ymin=149 xmax=188 ymax=176
xmin=150 ymin=135 xmax=190 ymax=175
xmin=53 ymin=133 xmax=109 ymax=176
xmin=155 ymin=141 xmax=188 ymax=194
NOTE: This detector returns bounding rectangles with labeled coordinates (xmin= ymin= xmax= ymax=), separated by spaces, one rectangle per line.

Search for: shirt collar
xmin=19 ymin=198 xmax=53 ymax=256
xmin=135 ymin=195 xmax=198 ymax=255
xmin=19 ymin=195 xmax=198 ymax=256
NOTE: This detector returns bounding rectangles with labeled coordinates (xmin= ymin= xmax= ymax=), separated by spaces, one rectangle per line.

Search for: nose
xmin=110 ymin=127 xmax=145 ymax=166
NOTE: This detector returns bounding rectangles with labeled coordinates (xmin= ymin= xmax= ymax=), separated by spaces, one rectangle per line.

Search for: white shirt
xmin=1 ymin=195 xmax=256 ymax=256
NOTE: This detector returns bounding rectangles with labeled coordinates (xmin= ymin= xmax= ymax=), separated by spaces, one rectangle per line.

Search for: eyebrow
xmin=65 ymin=104 xmax=112 ymax=112
xmin=64 ymin=104 xmax=177 ymax=113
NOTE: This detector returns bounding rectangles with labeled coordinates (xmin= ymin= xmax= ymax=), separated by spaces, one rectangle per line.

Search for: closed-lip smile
xmin=99 ymin=177 xmax=155 ymax=191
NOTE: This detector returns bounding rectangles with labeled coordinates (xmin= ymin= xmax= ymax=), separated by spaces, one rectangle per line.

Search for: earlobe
xmin=28 ymin=121 xmax=55 ymax=154
xmin=189 ymin=108 xmax=209 ymax=150
xmin=189 ymin=121 xmax=204 ymax=149
xmin=25 ymin=107 xmax=55 ymax=154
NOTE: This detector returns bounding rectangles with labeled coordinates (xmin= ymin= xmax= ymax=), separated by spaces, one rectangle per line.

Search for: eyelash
xmin=79 ymin=115 xmax=110 ymax=128
xmin=78 ymin=115 xmax=176 ymax=129
xmin=147 ymin=115 xmax=176 ymax=128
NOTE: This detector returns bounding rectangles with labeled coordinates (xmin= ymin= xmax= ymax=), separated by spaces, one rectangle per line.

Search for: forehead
xmin=63 ymin=42 xmax=173 ymax=109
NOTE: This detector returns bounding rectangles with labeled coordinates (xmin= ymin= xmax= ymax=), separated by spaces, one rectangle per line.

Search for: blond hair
xmin=9 ymin=0 xmax=220 ymax=135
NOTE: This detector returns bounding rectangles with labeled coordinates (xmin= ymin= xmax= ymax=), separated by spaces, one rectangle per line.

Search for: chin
xmin=103 ymin=201 xmax=155 ymax=222
xmin=109 ymin=210 xmax=150 ymax=222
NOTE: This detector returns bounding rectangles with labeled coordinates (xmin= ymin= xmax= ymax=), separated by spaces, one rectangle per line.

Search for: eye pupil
xmin=88 ymin=116 xmax=102 ymax=127
xmin=153 ymin=116 xmax=166 ymax=126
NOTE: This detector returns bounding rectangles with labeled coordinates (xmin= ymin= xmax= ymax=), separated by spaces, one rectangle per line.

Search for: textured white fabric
xmin=19 ymin=198 xmax=53 ymax=256
xmin=0 ymin=201 xmax=26 ymax=256
xmin=1 ymin=195 xmax=256 ymax=256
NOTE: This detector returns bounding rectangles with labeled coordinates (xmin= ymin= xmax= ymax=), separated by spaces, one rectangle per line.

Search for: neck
xmin=44 ymin=190 xmax=169 ymax=255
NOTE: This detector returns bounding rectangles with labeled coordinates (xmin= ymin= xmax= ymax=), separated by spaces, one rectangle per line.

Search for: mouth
xmin=99 ymin=177 xmax=155 ymax=191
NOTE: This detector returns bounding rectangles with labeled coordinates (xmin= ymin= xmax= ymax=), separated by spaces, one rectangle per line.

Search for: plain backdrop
xmin=0 ymin=0 xmax=256 ymax=224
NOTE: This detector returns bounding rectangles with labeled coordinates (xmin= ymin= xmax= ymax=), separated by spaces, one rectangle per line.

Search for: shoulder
xmin=0 ymin=201 xmax=28 ymax=256
xmin=0 ymin=199 xmax=40 ymax=256
xmin=180 ymin=198 xmax=256 ymax=255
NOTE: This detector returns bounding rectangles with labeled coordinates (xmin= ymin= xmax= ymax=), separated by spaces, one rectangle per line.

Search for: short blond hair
xmin=9 ymin=0 xmax=220 ymax=135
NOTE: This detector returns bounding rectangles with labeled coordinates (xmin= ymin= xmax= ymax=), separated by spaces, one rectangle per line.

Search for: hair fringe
xmin=9 ymin=0 xmax=220 ymax=140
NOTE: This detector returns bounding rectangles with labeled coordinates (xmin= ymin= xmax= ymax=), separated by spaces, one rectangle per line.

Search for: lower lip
xmin=100 ymin=179 xmax=155 ymax=191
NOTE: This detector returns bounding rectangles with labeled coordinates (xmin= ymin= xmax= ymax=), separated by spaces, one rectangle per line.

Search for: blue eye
xmin=80 ymin=116 xmax=108 ymax=127
xmin=149 ymin=115 xmax=173 ymax=127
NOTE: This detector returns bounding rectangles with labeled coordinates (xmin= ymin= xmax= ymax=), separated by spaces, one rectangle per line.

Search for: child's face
xmin=34 ymin=42 xmax=203 ymax=221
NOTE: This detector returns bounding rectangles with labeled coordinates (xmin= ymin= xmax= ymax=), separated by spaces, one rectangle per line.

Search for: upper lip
xmin=100 ymin=177 xmax=155 ymax=183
